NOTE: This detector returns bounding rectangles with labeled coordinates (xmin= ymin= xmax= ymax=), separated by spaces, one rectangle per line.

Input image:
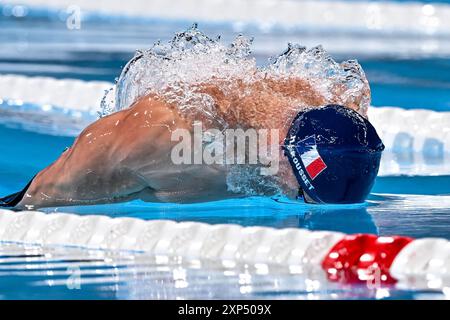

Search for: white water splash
xmin=107 ymin=24 xmax=370 ymax=125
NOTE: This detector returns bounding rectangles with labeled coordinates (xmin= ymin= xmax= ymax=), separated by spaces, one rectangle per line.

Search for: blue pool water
xmin=1 ymin=123 xmax=449 ymax=240
xmin=0 ymin=4 xmax=449 ymax=299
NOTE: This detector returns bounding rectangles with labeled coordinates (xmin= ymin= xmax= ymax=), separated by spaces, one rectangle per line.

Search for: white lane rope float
xmin=6 ymin=0 xmax=450 ymax=37
xmin=4 ymin=1 xmax=450 ymax=58
xmin=0 ymin=209 xmax=448 ymax=289
xmin=0 ymin=74 xmax=111 ymax=136
xmin=1 ymin=74 xmax=449 ymax=175
xmin=0 ymin=74 xmax=111 ymax=113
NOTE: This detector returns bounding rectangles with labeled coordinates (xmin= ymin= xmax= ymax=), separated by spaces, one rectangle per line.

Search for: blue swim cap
xmin=283 ymin=105 xmax=384 ymax=204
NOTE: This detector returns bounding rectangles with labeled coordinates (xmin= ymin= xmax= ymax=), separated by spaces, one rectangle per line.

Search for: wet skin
xmin=14 ymin=76 xmax=368 ymax=209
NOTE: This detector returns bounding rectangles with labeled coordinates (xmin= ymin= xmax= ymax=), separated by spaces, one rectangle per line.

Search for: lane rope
xmin=5 ymin=0 xmax=450 ymax=36
xmin=0 ymin=209 xmax=448 ymax=289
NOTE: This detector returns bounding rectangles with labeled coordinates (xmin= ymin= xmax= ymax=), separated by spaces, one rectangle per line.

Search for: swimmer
xmin=0 ymin=74 xmax=384 ymax=209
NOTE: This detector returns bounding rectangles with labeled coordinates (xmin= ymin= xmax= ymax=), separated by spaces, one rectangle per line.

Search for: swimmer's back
xmin=111 ymin=96 xmax=236 ymax=203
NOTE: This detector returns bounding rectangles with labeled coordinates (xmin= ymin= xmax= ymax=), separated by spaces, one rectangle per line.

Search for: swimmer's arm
xmin=14 ymin=98 xmax=177 ymax=209
xmin=14 ymin=110 xmax=140 ymax=209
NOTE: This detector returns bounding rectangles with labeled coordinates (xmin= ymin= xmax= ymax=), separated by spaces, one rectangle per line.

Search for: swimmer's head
xmin=283 ymin=104 xmax=384 ymax=204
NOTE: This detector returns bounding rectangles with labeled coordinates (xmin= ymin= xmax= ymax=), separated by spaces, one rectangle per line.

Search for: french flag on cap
xmin=296 ymin=136 xmax=327 ymax=180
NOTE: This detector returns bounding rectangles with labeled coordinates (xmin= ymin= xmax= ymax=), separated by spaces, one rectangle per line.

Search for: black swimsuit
xmin=0 ymin=175 xmax=35 ymax=208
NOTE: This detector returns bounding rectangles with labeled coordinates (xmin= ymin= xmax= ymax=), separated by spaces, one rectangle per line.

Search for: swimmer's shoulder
xmin=127 ymin=94 xmax=188 ymax=124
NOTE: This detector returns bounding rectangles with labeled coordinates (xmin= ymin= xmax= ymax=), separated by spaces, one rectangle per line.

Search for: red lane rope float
xmin=322 ymin=234 xmax=413 ymax=285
